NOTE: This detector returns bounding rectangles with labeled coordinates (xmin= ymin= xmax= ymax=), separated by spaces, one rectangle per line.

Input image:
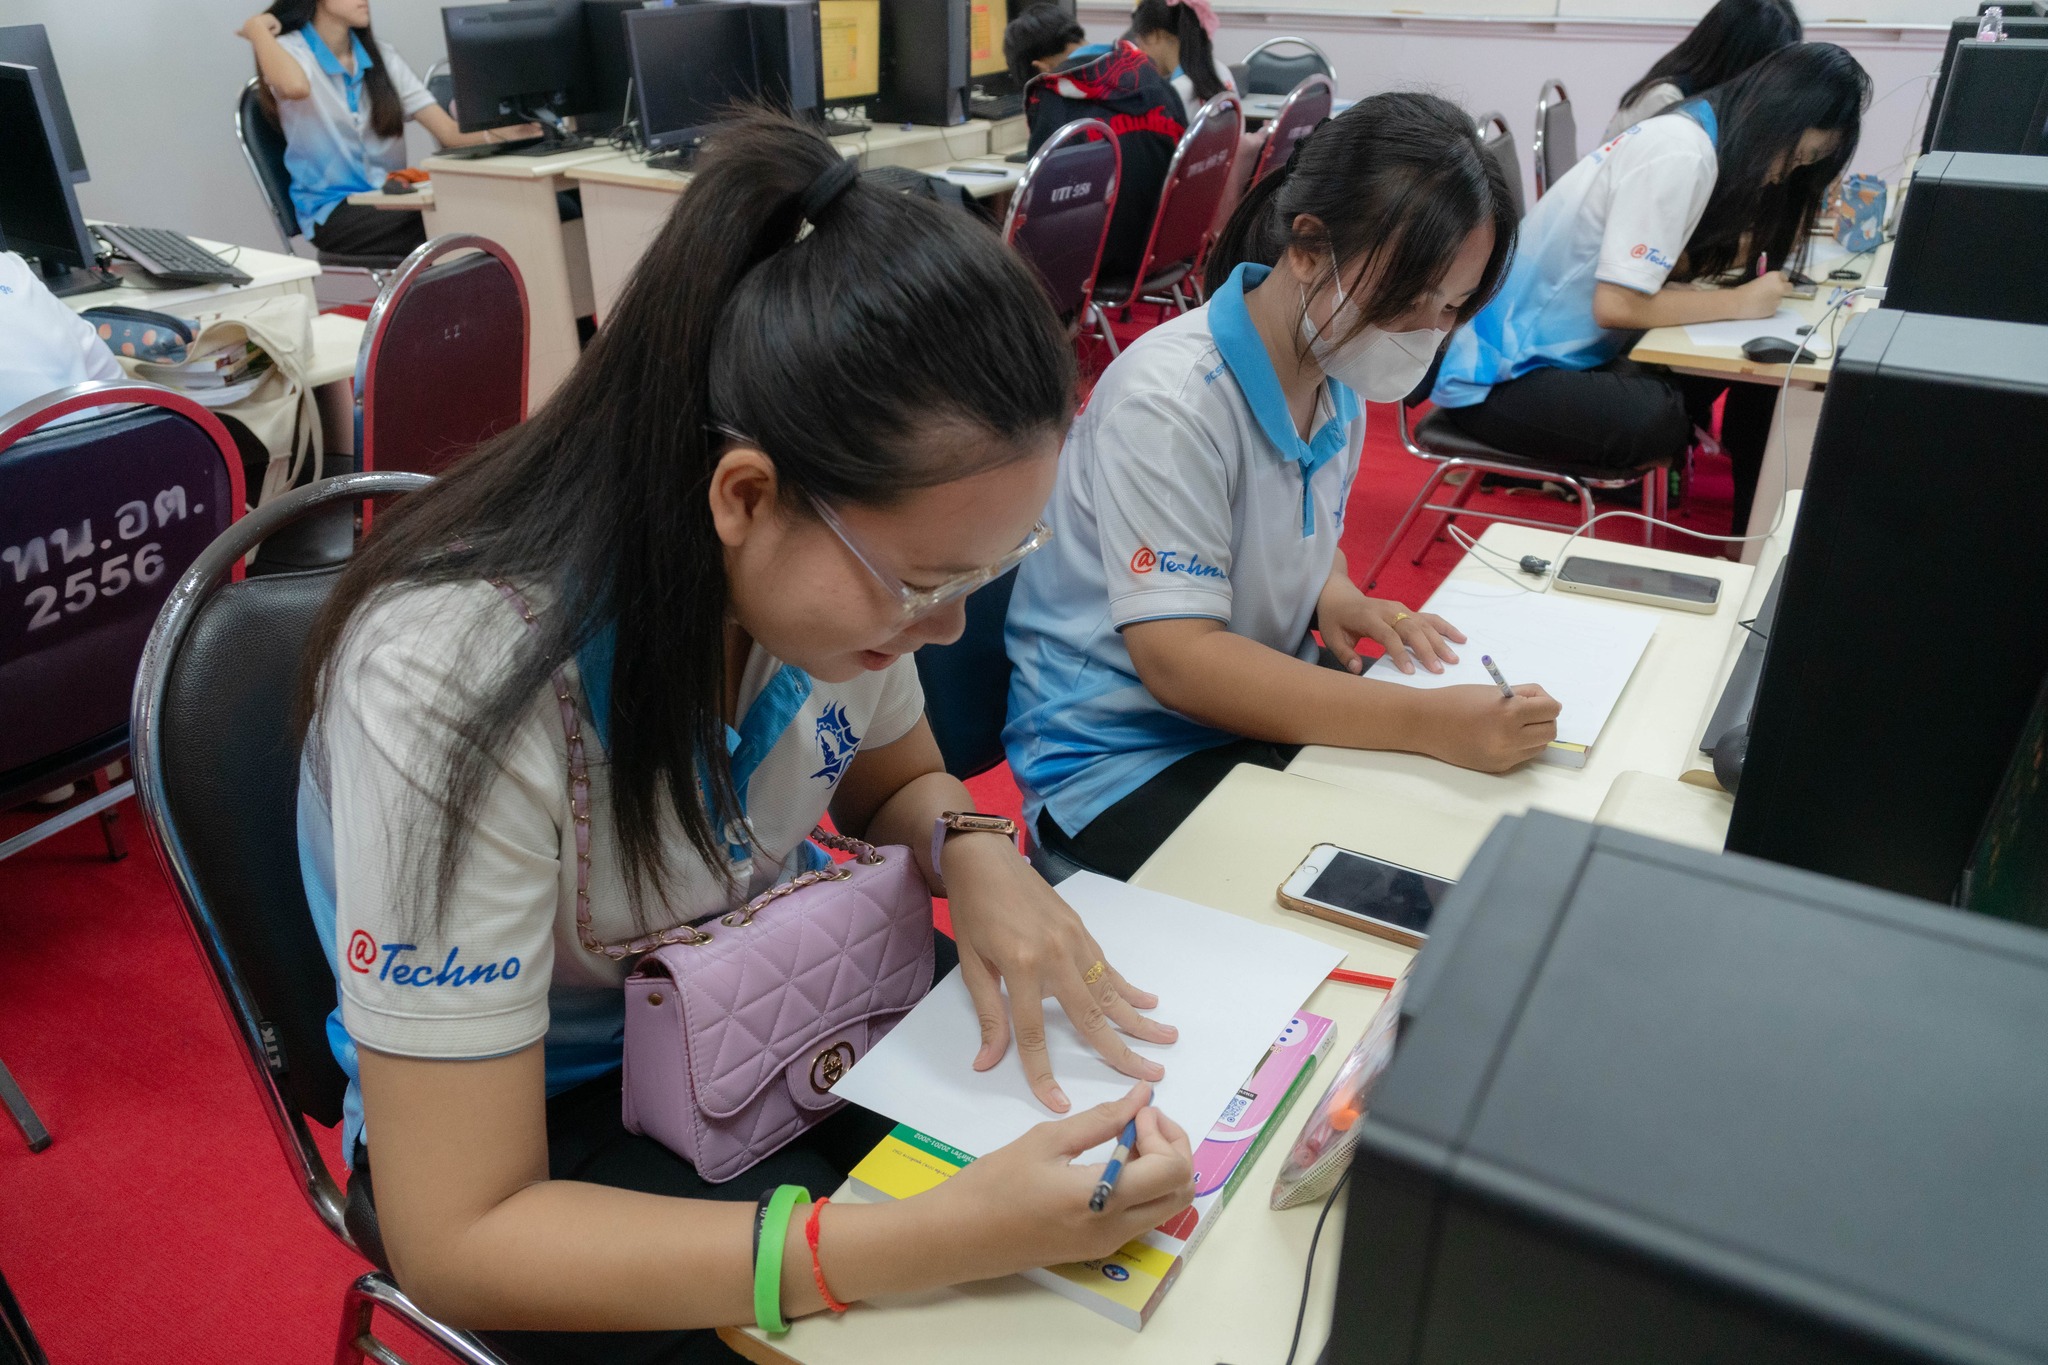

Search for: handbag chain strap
xmin=490 ymin=580 xmax=883 ymax=960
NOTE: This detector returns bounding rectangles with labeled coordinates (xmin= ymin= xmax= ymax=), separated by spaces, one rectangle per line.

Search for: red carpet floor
xmin=0 ymin=360 xmax=1738 ymax=1360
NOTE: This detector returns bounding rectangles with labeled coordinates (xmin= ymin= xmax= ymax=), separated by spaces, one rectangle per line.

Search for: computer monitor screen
xmin=1929 ymin=39 xmax=2048 ymax=155
xmin=582 ymin=0 xmax=645 ymax=133
xmin=968 ymin=0 xmax=1004 ymax=78
xmin=1957 ymin=667 xmax=2048 ymax=930
xmin=0 ymin=62 xmax=97 ymax=283
xmin=443 ymin=0 xmax=593 ymax=132
xmin=820 ymin=0 xmax=881 ymax=102
xmin=625 ymin=3 xmax=758 ymax=151
xmin=0 ymin=26 xmax=85 ymax=183
xmin=1924 ymin=16 xmax=2048 ymax=154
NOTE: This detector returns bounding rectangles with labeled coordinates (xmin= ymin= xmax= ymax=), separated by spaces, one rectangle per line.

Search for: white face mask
xmin=1300 ymin=261 xmax=1447 ymax=402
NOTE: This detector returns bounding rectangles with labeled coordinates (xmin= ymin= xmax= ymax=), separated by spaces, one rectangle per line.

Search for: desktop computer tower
xmin=1330 ymin=812 xmax=2048 ymax=1365
xmin=1886 ymin=152 xmax=2048 ymax=325
xmin=751 ymin=0 xmax=824 ymax=117
xmin=1724 ymin=309 xmax=2048 ymax=903
xmin=875 ymin=0 xmax=968 ymax=126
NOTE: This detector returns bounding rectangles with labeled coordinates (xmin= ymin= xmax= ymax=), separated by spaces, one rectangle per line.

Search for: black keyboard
xmin=823 ymin=115 xmax=872 ymax=137
xmin=967 ymin=92 xmax=1024 ymax=121
xmin=97 ymin=225 xmax=251 ymax=287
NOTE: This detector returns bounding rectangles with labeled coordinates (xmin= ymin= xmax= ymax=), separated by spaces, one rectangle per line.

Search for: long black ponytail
xmin=1131 ymin=0 xmax=1224 ymax=102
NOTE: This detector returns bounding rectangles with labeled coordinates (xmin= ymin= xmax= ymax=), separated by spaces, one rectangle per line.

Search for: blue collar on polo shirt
xmin=307 ymin=29 xmax=376 ymax=114
xmin=1210 ymin=261 xmax=1361 ymax=536
xmin=1675 ymin=98 xmax=1719 ymax=148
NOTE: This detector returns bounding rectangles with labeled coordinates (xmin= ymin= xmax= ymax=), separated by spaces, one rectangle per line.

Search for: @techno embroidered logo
xmin=1629 ymin=242 xmax=1675 ymax=269
xmin=810 ymin=700 xmax=862 ymax=783
xmin=1130 ymin=546 xmax=1158 ymax=573
xmin=1130 ymin=548 xmax=1225 ymax=581
xmin=366 ymin=943 xmax=522 ymax=987
xmin=346 ymin=930 xmax=379 ymax=974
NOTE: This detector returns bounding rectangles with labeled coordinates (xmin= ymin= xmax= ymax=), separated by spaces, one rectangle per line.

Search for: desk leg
xmin=579 ymin=180 xmax=676 ymax=325
xmin=425 ymin=173 xmax=587 ymax=404
xmin=1743 ymin=385 xmax=1823 ymax=564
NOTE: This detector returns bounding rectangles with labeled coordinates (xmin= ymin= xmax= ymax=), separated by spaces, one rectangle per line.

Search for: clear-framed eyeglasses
xmin=714 ymin=426 xmax=1052 ymax=622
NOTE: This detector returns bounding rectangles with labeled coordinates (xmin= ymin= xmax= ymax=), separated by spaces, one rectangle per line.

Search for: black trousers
xmin=311 ymin=202 xmax=428 ymax=259
xmin=1037 ymin=737 xmax=1300 ymax=882
xmin=1437 ymin=357 xmax=1778 ymax=535
xmin=350 ymin=936 xmax=958 ymax=1365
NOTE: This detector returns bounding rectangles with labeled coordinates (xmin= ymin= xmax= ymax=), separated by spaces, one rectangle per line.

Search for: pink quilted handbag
xmin=497 ymin=582 xmax=935 ymax=1184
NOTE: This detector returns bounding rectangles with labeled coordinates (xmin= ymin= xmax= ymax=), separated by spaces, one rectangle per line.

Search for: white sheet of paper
xmin=833 ymin=872 xmax=1345 ymax=1161
xmin=1679 ymin=307 xmax=1829 ymax=355
xmin=1368 ymin=580 xmax=1658 ymax=750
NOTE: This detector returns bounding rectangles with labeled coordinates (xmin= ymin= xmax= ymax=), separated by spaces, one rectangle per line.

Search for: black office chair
xmin=1474 ymin=110 xmax=1527 ymax=220
xmin=1533 ymin=78 xmax=1578 ymax=199
xmin=235 ymin=78 xmax=407 ymax=278
xmin=131 ymin=472 xmax=508 ymax=1365
xmin=1234 ymin=37 xmax=1334 ymax=96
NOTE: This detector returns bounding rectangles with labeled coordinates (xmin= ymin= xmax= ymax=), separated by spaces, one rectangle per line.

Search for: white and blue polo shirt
xmin=1432 ymin=105 xmax=1720 ymax=408
xmin=271 ymin=28 xmax=436 ymax=235
xmin=1004 ymin=262 xmax=1362 ymax=835
xmin=297 ymin=582 xmax=925 ymax=1160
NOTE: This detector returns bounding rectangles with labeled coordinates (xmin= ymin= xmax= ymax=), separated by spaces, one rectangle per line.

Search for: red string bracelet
xmin=805 ymin=1198 xmax=850 ymax=1314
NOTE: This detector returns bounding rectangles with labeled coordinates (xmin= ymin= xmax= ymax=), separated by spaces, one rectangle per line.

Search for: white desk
xmin=723 ymin=764 xmax=1494 ymax=1365
xmin=1288 ymin=522 xmax=1753 ymax=828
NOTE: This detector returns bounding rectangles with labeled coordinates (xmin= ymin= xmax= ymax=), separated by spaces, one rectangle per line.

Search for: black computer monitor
xmin=1922 ymin=16 xmax=2048 ymax=155
xmin=818 ymin=0 xmax=881 ymax=121
xmin=442 ymin=0 xmax=594 ymax=149
xmin=582 ymin=0 xmax=645 ymax=135
xmin=1885 ymin=151 xmax=2048 ymax=325
xmin=1956 ymin=665 xmax=2048 ymax=930
xmin=624 ymin=3 xmax=758 ymax=157
xmin=0 ymin=62 xmax=107 ymax=297
xmin=751 ymin=0 xmax=824 ymax=119
xmin=1928 ymin=38 xmax=2048 ymax=155
xmin=1724 ymin=309 xmax=2048 ymax=903
xmin=0 ymin=25 xmax=85 ymax=184
xmin=876 ymin=0 xmax=968 ymax=126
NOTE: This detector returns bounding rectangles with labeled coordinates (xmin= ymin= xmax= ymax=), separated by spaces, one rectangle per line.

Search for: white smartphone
xmin=1552 ymin=555 xmax=1723 ymax=613
xmin=1276 ymin=844 xmax=1453 ymax=948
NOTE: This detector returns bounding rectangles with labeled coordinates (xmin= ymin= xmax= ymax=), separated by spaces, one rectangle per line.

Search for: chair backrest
xmin=425 ymin=59 xmax=455 ymax=113
xmin=1003 ymin=118 xmax=1121 ymax=322
xmin=1128 ymin=92 xmax=1245 ymax=291
xmin=1476 ymin=110 xmax=1526 ymax=219
xmin=1239 ymin=37 xmax=1333 ymax=96
xmin=912 ymin=568 xmax=1019 ymax=780
xmin=132 ymin=471 xmax=431 ymax=1241
xmin=357 ymin=234 xmax=528 ymax=486
xmin=1533 ymin=78 xmax=1577 ymax=199
xmin=0 ymin=386 xmax=243 ymax=781
xmin=236 ymin=78 xmax=301 ymax=252
xmin=1252 ymin=73 xmax=1334 ymax=183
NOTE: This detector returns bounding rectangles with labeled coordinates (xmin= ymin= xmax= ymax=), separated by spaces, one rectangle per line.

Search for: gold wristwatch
xmin=931 ymin=810 xmax=1019 ymax=883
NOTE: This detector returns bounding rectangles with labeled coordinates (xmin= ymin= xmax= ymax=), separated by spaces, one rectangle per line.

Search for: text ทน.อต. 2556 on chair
xmin=1233 ymin=37 xmax=1333 ymax=97
xmin=235 ymin=77 xmax=409 ymax=286
xmin=1091 ymin=92 xmax=1246 ymax=323
xmin=1533 ymin=78 xmax=1577 ymax=200
xmin=131 ymin=471 xmax=510 ymax=1365
xmin=0 ymin=383 xmax=245 ymax=1151
xmin=1003 ymin=117 xmax=1123 ymax=359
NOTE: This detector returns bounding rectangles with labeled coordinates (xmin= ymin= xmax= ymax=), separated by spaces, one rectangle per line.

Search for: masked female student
xmin=240 ymin=0 xmax=539 ymax=260
xmin=295 ymin=111 xmax=1193 ymax=1363
xmin=1003 ymin=94 xmax=1561 ymax=882
xmin=1431 ymin=43 xmax=1869 ymax=538
xmin=1604 ymin=0 xmax=1803 ymax=140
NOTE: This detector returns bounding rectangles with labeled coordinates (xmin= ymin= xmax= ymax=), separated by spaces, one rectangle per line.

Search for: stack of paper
xmin=1679 ymin=307 xmax=1829 ymax=355
xmin=1367 ymin=580 xmax=1657 ymax=767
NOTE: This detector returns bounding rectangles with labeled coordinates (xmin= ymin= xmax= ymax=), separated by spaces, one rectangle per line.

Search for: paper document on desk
xmin=1368 ymin=580 xmax=1657 ymax=762
xmin=1679 ymin=307 xmax=1829 ymax=355
xmin=833 ymin=872 xmax=1344 ymax=1162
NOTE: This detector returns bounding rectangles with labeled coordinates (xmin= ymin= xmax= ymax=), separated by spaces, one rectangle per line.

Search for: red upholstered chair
xmin=1091 ymin=92 xmax=1246 ymax=319
xmin=1251 ymin=73 xmax=1334 ymax=183
xmin=1003 ymin=116 xmax=1123 ymax=358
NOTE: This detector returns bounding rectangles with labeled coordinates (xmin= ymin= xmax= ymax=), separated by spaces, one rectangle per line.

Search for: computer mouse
xmin=381 ymin=175 xmax=416 ymax=195
xmin=1742 ymin=336 xmax=1815 ymax=364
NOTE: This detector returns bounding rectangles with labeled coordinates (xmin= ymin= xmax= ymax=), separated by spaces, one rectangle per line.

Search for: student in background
xmin=0 ymin=251 xmax=122 ymax=419
xmin=1129 ymin=0 xmax=1231 ymax=112
xmin=1604 ymin=0 xmax=1802 ymax=140
xmin=1009 ymin=5 xmax=1188 ymax=281
xmin=295 ymin=111 xmax=1191 ymax=1361
xmin=1004 ymin=96 xmax=1558 ymax=882
xmin=1433 ymin=43 xmax=1869 ymax=538
xmin=239 ymin=0 xmax=536 ymax=259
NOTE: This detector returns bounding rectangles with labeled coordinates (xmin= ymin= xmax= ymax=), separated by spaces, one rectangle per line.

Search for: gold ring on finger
xmin=1082 ymin=960 xmax=1107 ymax=986
xmin=1392 ymin=612 xmax=1411 ymax=624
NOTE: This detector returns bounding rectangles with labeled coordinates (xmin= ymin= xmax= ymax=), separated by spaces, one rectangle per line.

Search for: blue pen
xmin=1090 ymin=1119 xmax=1140 ymax=1212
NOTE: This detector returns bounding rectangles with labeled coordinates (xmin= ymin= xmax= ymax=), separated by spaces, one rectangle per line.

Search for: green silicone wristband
xmin=754 ymin=1184 xmax=809 ymax=1335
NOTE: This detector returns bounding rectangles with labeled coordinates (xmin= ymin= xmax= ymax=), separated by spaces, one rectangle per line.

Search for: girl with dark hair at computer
xmin=1605 ymin=0 xmax=1804 ymax=139
xmin=1432 ymin=43 xmax=1871 ymax=538
xmin=293 ymin=107 xmax=1193 ymax=1362
xmin=1010 ymin=5 xmax=1188 ymax=280
xmin=238 ymin=0 xmax=535 ymax=259
xmin=1129 ymin=0 xmax=1230 ymax=109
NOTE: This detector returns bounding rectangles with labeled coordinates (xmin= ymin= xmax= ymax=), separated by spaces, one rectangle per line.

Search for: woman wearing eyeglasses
xmin=293 ymin=110 xmax=1191 ymax=1361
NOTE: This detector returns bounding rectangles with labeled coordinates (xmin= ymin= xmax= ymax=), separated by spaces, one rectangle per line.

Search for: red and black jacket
xmin=1024 ymin=41 xmax=1188 ymax=284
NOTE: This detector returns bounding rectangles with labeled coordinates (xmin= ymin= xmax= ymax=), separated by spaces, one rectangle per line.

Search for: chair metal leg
xmin=0 ymin=1055 xmax=50 ymax=1153
xmin=1169 ymin=281 xmax=1191 ymax=314
xmin=335 ymin=1272 xmax=507 ymax=1365
xmin=1640 ymin=470 xmax=1659 ymax=547
xmin=89 ymin=768 xmax=127 ymax=861
xmin=1366 ymin=460 xmax=1462 ymax=589
xmin=1410 ymin=472 xmax=1484 ymax=566
xmin=1090 ymin=303 xmax=1120 ymax=359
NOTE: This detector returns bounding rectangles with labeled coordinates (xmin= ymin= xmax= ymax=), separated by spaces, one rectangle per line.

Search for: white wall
xmin=1080 ymin=6 xmax=1948 ymax=208
xmin=13 ymin=0 xmax=453 ymax=250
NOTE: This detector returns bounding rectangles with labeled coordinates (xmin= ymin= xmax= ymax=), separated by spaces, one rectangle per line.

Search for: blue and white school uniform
xmin=0 ymin=252 xmax=121 ymax=419
xmin=1004 ymin=261 xmax=1361 ymax=837
xmin=271 ymin=29 xmax=436 ymax=236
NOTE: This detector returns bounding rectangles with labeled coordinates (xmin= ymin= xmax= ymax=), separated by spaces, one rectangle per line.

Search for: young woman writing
xmin=1128 ymin=0 xmax=1231 ymax=111
xmin=239 ymin=0 xmax=538 ymax=259
xmin=1432 ymin=43 xmax=1870 ymax=537
xmin=1003 ymin=94 xmax=1558 ymax=882
xmin=1605 ymin=0 xmax=1803 ymax=140
xmin=297 ymin=111 xmax=1192 ymax=1361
